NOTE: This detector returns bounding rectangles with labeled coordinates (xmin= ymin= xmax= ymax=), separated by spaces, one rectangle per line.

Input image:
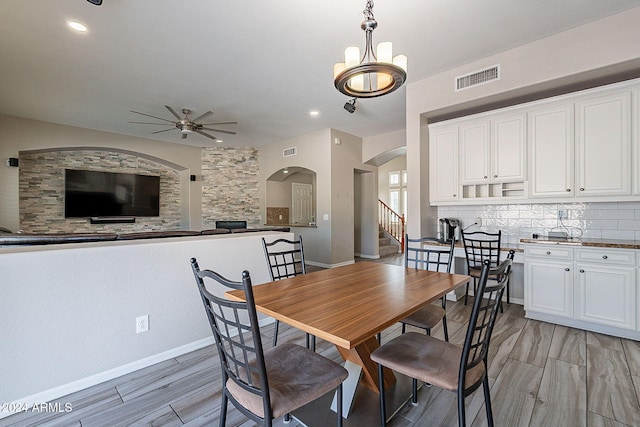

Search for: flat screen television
xmin=65 ymin=169 xmax=160 ymax=218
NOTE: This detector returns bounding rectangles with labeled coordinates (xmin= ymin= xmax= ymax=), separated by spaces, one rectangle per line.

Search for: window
xmin=389 ymin=171 xmax=400 ymax=187
xmin=387 ymin=170 xmax=407 ymax=218
xmin=389 ymin=190 xmax=400 ymax=213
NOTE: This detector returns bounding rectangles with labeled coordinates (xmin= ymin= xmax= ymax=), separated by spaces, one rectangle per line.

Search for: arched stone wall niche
xmin=18 ymin=147 xmax=187 ymax=233
xmin=265 ymin=166 xmax=317 ymax=226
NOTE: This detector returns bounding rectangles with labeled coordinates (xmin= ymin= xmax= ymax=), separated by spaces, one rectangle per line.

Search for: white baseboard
xmin=355 ymin=253 xmax=380 ymax=259
xmin=1 ymin=317 xmax=276 ymax=420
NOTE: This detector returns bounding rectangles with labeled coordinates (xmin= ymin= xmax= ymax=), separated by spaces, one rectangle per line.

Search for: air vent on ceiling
xmin=455 ymin=64 xmax=500 ymax=91
xmin=283 ymin=147 xmax=297 ymax=157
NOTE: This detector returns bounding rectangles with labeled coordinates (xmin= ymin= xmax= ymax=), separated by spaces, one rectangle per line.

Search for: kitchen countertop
xmin=520 ymin=237 xmax=640 ymax=250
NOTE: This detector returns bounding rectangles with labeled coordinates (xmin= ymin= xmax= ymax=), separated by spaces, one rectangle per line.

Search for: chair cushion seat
xmin=400 ymin=304 xmax=445 ymax=330
xmin=226 ymin=342 xmax=348 ymax=419
xmin=370 ymin=332 xmax=485 ymax=392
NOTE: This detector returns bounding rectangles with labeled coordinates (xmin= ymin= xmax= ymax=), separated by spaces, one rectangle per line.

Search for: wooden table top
xmin=227 ymin=261 xmax=470 ymax=349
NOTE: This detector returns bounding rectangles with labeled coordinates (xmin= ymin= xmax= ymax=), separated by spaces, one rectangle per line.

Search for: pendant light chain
xmin=363 ymin=0 xmax=375 ymax=20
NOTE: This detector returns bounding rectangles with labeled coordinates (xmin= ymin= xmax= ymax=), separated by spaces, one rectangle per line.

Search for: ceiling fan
xmin=129 ymin=106 xmax=238 ymax=141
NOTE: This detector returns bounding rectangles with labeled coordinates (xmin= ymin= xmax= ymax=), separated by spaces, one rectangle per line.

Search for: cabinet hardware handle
xmin=565 ymin=268 xmax=570 ymax=271
xmin=566 ymin=189 xmax=571 ymax=192
xmin=546 ymin=251 xmax=551 ymax=255
xmin=580 ymin=269 xmax=585 ymax=273
xmin=494 ymin=175 xmax=498 ymax=178
xmin=484 ymin=176 xmax=488 ymax=179
xmin=580 ymin=188 xmax=584 ymax=191
xmin=453 ymin=194 xmax=456 ymax=197
xmin=602 ymin=255 xmax=608 ymax=259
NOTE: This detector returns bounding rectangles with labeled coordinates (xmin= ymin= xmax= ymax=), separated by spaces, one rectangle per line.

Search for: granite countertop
xmin=520 ymin=237 xmax=640 ymax=250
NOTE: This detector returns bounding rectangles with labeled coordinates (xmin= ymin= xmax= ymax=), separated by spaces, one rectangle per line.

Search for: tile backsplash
xmin=438 ymin=201 xmax=640 ymax=245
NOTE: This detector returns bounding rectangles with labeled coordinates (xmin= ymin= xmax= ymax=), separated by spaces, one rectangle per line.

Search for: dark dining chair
xmin=461 ymin=230 xmax=506 ymax=309
xmin=371 ymin=257 xmax=512 ymax=427
xmin=261 ymin=236 xmax=316 ymax=350
xmin=190 ymin=258 xmax=348 ymax=427
xmin=400 ymin=235 xmax=455 ymax=341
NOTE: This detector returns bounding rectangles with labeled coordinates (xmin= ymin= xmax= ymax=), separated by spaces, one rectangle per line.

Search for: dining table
xmin=226 ymin=260 xmax=471 ymax=422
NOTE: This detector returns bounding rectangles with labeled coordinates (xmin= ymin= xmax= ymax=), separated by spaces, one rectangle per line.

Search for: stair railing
xmin=378 ymin=199 xmax=405 ymax=252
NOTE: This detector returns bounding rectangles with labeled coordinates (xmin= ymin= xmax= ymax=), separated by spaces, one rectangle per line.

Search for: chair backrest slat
xmin=190 ymin=258 xmax=272 ymax=420
xmin=262 ymin=237 xmax=306 ymax=280
xmin=461 ymin=230 xmax=502 ymax=269
xmin=404 ymin=235 xmax=454 ymax=273
xmin=459 ymin=255 xmax=512 ymax=384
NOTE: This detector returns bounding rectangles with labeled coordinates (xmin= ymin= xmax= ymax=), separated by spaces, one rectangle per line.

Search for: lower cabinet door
xmin=575 ymin=263 xmax=636 ymax=330
xmin=525 ymin=260 xmax=573 ymax=318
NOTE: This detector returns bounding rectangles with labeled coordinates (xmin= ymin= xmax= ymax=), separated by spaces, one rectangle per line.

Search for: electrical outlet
xmin=136 ymin=315 xmax=149 ymax=333
xmin=558 ymin=210 xmax=568 ymax=220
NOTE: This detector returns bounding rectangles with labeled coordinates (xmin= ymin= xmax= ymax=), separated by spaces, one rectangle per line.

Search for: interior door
xmin=292 ymin=183 xmax=313 ymax=225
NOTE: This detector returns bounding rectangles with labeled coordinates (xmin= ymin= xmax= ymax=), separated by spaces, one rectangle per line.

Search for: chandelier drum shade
xmin=334 ymin=0 xmax=407 ymax=98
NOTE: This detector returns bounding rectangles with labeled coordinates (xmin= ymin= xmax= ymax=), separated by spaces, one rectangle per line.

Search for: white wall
xmin=0 ymin=231 xmax=289 ymax=414
xmin=406 ymin=6 xmax=640 ymax=237
xmin=260 ymin=128 xmax=377 ymax=265
xmin=0 ymin=115 xmax=204 ymax=231
xmin=331 ymin=129 xmax=377 ymax=264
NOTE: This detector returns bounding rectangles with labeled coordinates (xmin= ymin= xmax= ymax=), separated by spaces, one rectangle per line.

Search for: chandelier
xmin=333 ymin=0 xmax=407 ymax=98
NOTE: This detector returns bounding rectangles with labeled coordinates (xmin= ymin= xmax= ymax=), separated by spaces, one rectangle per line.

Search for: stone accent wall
xmin=201 ymin=147 xmax=260 ymax=228
xmin=19 ymin=150 xmax=182 ymax=233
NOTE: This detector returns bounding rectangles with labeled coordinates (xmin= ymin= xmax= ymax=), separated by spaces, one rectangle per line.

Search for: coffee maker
xmin=439 ymin=218 xmax=459 ymax=242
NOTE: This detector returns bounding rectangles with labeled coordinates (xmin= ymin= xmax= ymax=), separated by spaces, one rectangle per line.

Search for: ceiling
xmin=2 ymin=1 xmax=640 ymax=148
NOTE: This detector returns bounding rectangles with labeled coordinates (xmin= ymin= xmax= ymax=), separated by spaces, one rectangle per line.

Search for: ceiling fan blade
xmin=165 ymin=105 xmax=183 ymax=120
xmin=192 ymin=110 xmax=214 ymax=123
xmin=130 ymin=110 xmax=176 ymax=123
xmin=201 ymin=121 xmax=238 ymax=125
xmin=182 ymin=133 xmax=188 ymax=139
xmin=128 ymin=121 xmax=172 ymax=125
xmin=194 ymin=129 xmax=218 ymax=140
xmin=202 ymin=127 xmax=237 ymax=135
xmin=151 ymin=128 xmax=176 ymax=134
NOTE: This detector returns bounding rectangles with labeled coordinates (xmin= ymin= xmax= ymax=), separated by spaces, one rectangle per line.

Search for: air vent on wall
xmin=455 ymin=64 xmax=500 ymax=91
xmin=283 ymin=147 xmax=297 ymax=157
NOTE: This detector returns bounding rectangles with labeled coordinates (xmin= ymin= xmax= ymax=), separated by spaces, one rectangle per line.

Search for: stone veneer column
xmin=201 ymin=147 xmax=260 ymax=228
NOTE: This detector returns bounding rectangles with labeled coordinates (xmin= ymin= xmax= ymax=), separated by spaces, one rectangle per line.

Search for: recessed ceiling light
xmin=216 ymin=139 xmax=223 ymax=143
xmin=68 ymin=21 xmax=88 ymax=32
xmin=309 ymin=110 xmax=319 ymax=117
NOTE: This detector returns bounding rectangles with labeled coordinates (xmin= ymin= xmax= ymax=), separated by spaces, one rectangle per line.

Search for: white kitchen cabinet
xmin=528 ymin=102 xmax=574 ymax=198
xmin=575 ymin=262 xmax=635 ymax=330
xmin=524 ymin=246 xmax=574 ymax=318
xmin=492 ymin=112 xmax=527 ymax=182
xmin=459 ymin=113 xmax=526 ymax=185
xmin=575 ymin=91 xmax=632 ymax=197
xmin=525 ymin=259 xmax=574 ymax=318
xmin=429 ymin=124 xmax=459 ymax=202
xmin=524 ymin=244 xmax=639 ymax=339
xmin=459 ymin=119 xmax=490 ymax=185
xmin=575 ymin=247 xmax=636 ymax=330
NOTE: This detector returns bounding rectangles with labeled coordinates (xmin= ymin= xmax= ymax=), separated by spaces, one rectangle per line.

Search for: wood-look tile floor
xmin=3 ymin=255 xmax=640 ymax=427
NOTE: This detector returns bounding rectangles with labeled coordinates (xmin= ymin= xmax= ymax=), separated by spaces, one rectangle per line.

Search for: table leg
xmin=336 ymin=336 xmax=395 ymax=392
xmin=330 ymin=360 xmax=361 ymax=418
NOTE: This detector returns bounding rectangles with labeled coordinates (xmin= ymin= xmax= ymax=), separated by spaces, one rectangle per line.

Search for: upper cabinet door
xmin=575 ymin=91 xmax=632 ymax=197
xmin=459 ymin=119 xmax=490 ymax=184
xmin=492 ymin=112 xmax=526 ymax=182
xmin=429 ymin=125 xmax=459 ymax=203
xmin=528 ymin=102 xmax=574 ymax=198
